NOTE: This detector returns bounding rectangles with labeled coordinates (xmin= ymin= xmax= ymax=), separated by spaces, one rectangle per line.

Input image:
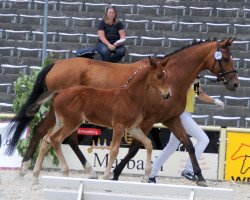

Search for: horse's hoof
xmin=196 ymin=180 xmax=207 ymax=187
xmin=33 ymin=177 xmax=39 ymax=185
xmin=22 ymin=160 xmax=31 ymax=168
xmin=111 ymin=174 xmax=119 ymax=181
xmin=103 ymin=174 xmax=110 ymax=180
xmin=62 ymin=173 xmax=69 ymax=177
xmin=19 ymin=171 xmax=26 ymax=177
xmin=142 ymin=176 xmax=149 ymax=183
xmin=88 ymin=174 xmax=98 ymax=179
xmin=19 ymin=160 xmax=31 ymax=177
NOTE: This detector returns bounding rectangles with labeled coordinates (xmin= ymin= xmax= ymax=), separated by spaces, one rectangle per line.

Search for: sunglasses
xmin=107 ymin=5 xmax=116 ymax=11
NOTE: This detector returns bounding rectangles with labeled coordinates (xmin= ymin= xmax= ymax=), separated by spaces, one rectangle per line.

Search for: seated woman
xmin=96 ymin=5 xmax=126 ymax=62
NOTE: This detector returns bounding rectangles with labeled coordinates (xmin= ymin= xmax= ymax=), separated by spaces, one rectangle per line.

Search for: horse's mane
xmin=162 ymin=38 xmax=217 ymax=59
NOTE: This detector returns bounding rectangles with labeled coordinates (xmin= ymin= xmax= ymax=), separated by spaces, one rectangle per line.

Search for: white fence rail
xmin=42 ymin=176 xmax=234 ymax=200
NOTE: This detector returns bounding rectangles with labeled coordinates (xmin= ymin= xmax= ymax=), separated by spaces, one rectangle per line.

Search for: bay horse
xmin=6 ymin=38 xmax=239 ymax=186
xmin=29 ymin=57 xmax=171 ymax=181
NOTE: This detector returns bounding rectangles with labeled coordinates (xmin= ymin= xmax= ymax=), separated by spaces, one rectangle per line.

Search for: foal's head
xmin=148 ymin=56 xmax=172 ymax=99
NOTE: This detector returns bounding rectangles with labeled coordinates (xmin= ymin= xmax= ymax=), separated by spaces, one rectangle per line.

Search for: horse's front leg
xmin=103 ymin=123 xmax=124 ymax=180
xmin=112 ymin=121 xmax=154 ymax=180
xmin=129 ymin=127 xmax=153 ymax=182
xmin=164 ymin=116 xmax=207 ymax=187
xmin=112 ymin=139 xmax=141 ymax=180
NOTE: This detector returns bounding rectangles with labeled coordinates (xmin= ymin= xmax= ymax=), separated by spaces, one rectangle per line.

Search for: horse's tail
xmin=5 ymin=63 xmax=55 ymax=156
xmin=26 ymin=91 xmax=58 ymax=117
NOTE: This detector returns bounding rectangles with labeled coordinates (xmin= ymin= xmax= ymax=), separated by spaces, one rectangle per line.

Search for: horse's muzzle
xmin=225 ymin=81 xmax=239 ymax=91
xmin=162 ymin=89 xmax=172 ymax=99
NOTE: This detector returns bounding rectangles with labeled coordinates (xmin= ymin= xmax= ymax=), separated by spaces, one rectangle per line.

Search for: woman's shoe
xmin=148 ymin=177 xmax=156 ymax=183
xmin=181 ymin=170 xmax=198 ymax=181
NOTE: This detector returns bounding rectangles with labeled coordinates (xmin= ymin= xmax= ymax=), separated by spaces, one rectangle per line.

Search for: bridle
xmin=211 ymin=41 xmax=237 ymax=84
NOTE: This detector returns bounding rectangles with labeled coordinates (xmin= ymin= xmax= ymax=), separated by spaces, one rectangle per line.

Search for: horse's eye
xmin=223 ymin=55 xmax=230 ymax=61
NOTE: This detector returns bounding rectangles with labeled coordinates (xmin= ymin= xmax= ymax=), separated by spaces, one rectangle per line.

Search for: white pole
xmin=218 ymin=127 xmax=227 ymax=180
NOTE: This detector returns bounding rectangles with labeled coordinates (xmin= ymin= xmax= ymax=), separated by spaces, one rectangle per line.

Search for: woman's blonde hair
xmin=104 ymin=5 xmax=119 ymax=24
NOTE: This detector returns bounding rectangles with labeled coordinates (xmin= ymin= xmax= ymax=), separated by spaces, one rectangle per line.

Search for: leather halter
xmin=211 ymin=41 xmax=237 ymax=84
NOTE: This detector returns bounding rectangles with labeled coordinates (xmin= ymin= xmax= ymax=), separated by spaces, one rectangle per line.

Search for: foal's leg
xmin=112 ymin=121 xmax=154 ymax=180
xmin=129 ymin=127 xmax=153 ymax=182
xmin=49 ymin=126 xmax=73 ymax=177
xmin=33 ymin=116 xmax=62 ymax=182
xmin=164 ymin=116 xmax=207 ymax=187
xmin=68 ymin=131 xmax=98 ymax=179
xmin=20 ymin=106 xmax=55 ymax=177
xmin=33 ymin=132 xmax=53 ymax=183
xmin=103 ymin=123 xmax=124 ymax=180
xmin=49 ymin=111 xmax=85 ymax=176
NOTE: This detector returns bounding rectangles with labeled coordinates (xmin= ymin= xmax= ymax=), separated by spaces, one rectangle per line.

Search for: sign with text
xmin=225 ymin=132 xmax=250 ymax=182
xmin=0 ymin=123 xmax=26 ymax=169
xmin=43 ymin=144 xmax=218 ymax=180
xmin=77 ymin=128 xmax=101 ymax=136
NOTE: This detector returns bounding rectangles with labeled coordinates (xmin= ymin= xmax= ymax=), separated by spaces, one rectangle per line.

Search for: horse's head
xmin=148 ymin=56 xmax=172 ymax=99
xmin=206 ymin=38 xmax=239 ymax=91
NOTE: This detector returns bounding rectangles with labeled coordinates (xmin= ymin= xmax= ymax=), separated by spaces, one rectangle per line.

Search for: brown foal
xmin=30 ymin=57 xmax=171 ymax=181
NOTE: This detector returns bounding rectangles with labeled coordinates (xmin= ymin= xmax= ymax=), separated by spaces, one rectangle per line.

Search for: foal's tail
xmin=26 ymin=91 xmax=58 ymax=117
xmin=5 ymin=63 xmax=55 ymax=156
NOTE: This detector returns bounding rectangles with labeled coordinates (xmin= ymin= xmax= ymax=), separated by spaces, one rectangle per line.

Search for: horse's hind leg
xmin=164 ymin=117 xmax=207 ymax=187
xmin=49 ymin=125 xmax=79 ymax=177
xmin=68 ymin=131 xmax=98 ymax=179
xmin=33 ymin=133 xmax=52 ymax=184
xmin=103 ymin=124 xmax=124 ymax=180
xmin=129 ymin=127 xmax=153 ymax=182
xmin=33 ymin=114 xmax=61 ymax=183
xmin=20 ymin=106 xmax=56 ymax=177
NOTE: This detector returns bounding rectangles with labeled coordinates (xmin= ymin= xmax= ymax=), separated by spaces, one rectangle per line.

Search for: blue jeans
xmin=95 ymin=42 xmax=126 ymax=62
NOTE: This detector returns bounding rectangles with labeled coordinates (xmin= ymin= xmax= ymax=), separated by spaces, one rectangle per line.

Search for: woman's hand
xmin=108 ymin=44 xmax=116 ymax=51
xmin=213 ymin=99 xmax=225 ymax=109
xmin=114 ymin=43 xmax=120 ymax=48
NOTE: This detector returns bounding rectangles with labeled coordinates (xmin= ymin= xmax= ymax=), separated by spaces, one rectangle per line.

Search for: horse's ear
xmin=161 ymin=58 xmax=169 ymax=67
xmin=224 ymin=37 xmax=236 ymax=46
xmin=230 ymin=37 xmax=236 ymax=44
xmin=148 ymin=56 xmax=157 ymax=69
